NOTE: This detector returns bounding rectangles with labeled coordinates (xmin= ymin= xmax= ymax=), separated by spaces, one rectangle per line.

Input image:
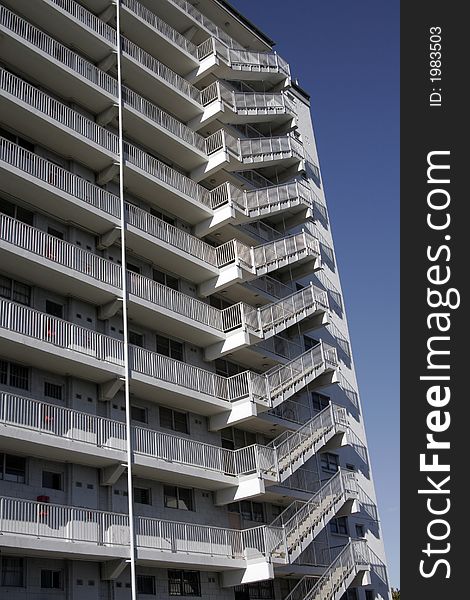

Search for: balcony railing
xmin=0 ymin=5 xmax=117 ymax=96
xmin=0 ymin=137 xmax=121 ymax=217
xmin=123 ymin=87 xmax=206 ymax=153
xmin=1 ymin=393 xmax=347 ymax=488
xmin=0 ymin=299 xmax=334 ymax=408
xmin=0 ymin=392 xmax=127 ymax=451
xmin=121 ymin=37 xmax=201 ymax=104
xmin=0 ymin=298 xmax=125 ymax=365
xmin=122 ymin=0 xmax=198 ymax=58
xmin=48 ymin=0 xmax=117 ymax=44
xmin=0 ymin=68 xmax=119 ymax=154
xmin=168 ymin=0 xmax=236 ymax=49
xmin=197 ymin=37 xmax=290 ymax=78
xmin=0 ymin=213 xmax=122 ymax=288
xmin=200 ymin=81 xmax=296 ymax=116
xmin=0 ymin=495 xmax=274 ymax=561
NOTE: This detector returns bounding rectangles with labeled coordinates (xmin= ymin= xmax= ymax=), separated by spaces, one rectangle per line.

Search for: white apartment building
xmin=0 ymin=1 xmax=390 ymax=599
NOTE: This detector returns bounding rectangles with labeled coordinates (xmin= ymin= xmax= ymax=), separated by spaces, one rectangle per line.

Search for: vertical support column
xmin=115 ymin=2 xmax=137 ymax=599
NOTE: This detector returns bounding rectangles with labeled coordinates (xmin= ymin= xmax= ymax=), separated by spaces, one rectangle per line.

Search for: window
xmin=168 ymin=570 xmax=201 ymax=597
xmin=153 ymin=268 xmax=179 ymax=291
xmin=129 ymin=330 xmax=144 ymax=348
xmin=41 ymin=570 xmax=62 ymax=589
xmin=150 ymin=208 xmax=176 ymax=226
xmin=0 ymin=360 xmax=29 ymax=390
xmin=303 ymin=336 xmax=319 ymax=351
xmin=156 ymin=335 xmax=184 ymax=361
xmin=365 ymin=591 xmax=375 ymax=600
xmin=134 ymin=487 xmax=152 ymax=505
xmin=45 ymin=300 xmax=63 ymax=318
xmin=159 ymin=407 xmax=188 ymax=434
xmin=234 ymin=581 xmax=275 ymax=599
xmin=311 ymin=392 xmax=330 ymax=412
xmin=330 ymin=516 xmax=349 ymax=536
xmin=0 ymin=453 xmax=26 ymax=483
xmin=137 ymin=574 xmax=156 ymax=595
xmin=44 ymin=381 xmax=63 ymax=400
xmin=355 ymin=524 xmax=366 ymax=538
xmin=131 ymin=405 xmax=148 ymax=424
xmin=221 ymin=427 xmax=256 ymax=450
xmin=214 ymin=358 xmax=245 ymax=378
xmin=164 ymin=486 xmax=194 ymax=511
xmin=0 ymin=276 xmax=31 ymax=306
xmin=0 ymin=127 xmax=34 ymax=151
xmin=47 ymin=226 xmax=64 ymax=240
xmin=320 ymin=452 xmax=339 ymax=473
xmin=127 ymin=262 xmax=141 ymax=274
xmin=209 ymin=295 xmax=232 ymax=310
xmin=1 ymin=557 xmax=24 ymax=587
xmin=0 ymin=197 xmax=34 ymax=225
xmin=228 ymin=501 xmax=265 ymax=523
xmin=42 ymin=470 xmax=62 ymax=490
xmin=341 ymin=590 xmax=358 ymax=600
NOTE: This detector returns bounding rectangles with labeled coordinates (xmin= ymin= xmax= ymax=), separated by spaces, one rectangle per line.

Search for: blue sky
xmin=231 ymin=0 xmax=400 ymax=587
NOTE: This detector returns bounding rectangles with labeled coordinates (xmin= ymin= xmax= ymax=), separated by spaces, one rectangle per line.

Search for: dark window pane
xmin=159 ymin=407 xmax=173 ymax=430
xmin=164 ymin=486 xmax=178 ymax=509
xmin=134 ymin=487 xmax=151 ymax=505
xmin=129 ymin=331 xmax=144 ymax=347
xmin=4 ymin=454 xmax=26 ymax=483
xmin=9 ymin=364 xmax=29 ymax=390
xmin=1 ymin=557 xmax=24 ymax=587
xmin=44 ymin=382 xmax=62 ymax=400
xmin=0 ymin=275 xmax=12 ymax=299
xmin=177 ymin=487 xmax=194 ymax=511
xmin=12 ymin=281 xmax=31 ymax=306
xmin=42 ymin=471 xmax=62 ymax=490
xmin=41 ymin=570 xmax=62 ymax=589
xmin=47 ymin=227 xmax=64 ymax=240
xmin=156 ymin=335 xmax=170 ymax=357
xmin=166 ymin=274 xmax=179 ymax=291
xmin=127 ymin=262 xmax=141 ymax=274
xmin=173 ymin=411 xmax=188 ymax=435
xmin=137 ymin=575 xmax=156 ymax=595
xmin=45 ymin=300 xmax=63 ymax=318
xmin=131 ymin=406 xmax=147 ymax=423
xmin=0 ymin=360 xmax=8 ymax=385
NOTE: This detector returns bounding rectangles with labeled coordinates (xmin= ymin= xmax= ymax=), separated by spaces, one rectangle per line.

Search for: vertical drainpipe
xmin=115 ymin=2 xmax=137 ymax=599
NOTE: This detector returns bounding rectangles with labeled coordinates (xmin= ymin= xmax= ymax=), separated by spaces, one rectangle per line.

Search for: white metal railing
xmin=0 ymin=214 xmax=122 ymax=288
xmin=122 ymin=0 xmax=198 ymax=58
xmin=128 ymin=345 xmax=251 ymax=402
xmin=197 ymin=37 xmax=290 ymax=77
xmin=0 ymin=5 xmax=117 ymax=96
xmin=0 ymin=68 xmax=119 ymax=154
xmin=0 ymin=299 xmax=125 ymax=366
xmin=0 ymin=393 xmax=349 ymax=487
xmin=0 ymin=299 xmax=334 ymax=409
xmin=237 ymin=133 xmax=304 ymax=162
xmin=284 ymin=540 xmax=370 ymax=600
xmin=200 ymin=81 xmax=295 ymax=115
xmin=0 ymin=496 xmax=130 ymax=546
xmin=121 ymin=37 xmax=201 ymax=104
xmin=123 ymin=144 xmax=212 ymax=209
xmin=125 ymin=202 xmax=217 ymax=264
xmin=256 ymin=342 xmax=338 ymax=406
xmin=0 ymin=137 xmax=121 ymax=217
xmin=168 ymin=0 xmax=236 ymax=49
xmin=122 ymin=87 xmax=206 ymax=152
xmin=270 ymin=471 xmax=357 ymax=556
xmin=251 ymin=231 xmax=320 ymax=272
xmin=0 ymin=392 xmax=127 ymax=451
xmin=48 ymin=0 xmax=117 ymax=44
xmin=268 ymin=404 xmax=347 ymax=477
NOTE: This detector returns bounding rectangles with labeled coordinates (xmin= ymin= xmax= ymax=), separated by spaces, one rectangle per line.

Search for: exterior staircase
xmin=284 ymin=540 xmax=371 ymax=600
xmin=268 ymin=471 xmax=358 ymax=563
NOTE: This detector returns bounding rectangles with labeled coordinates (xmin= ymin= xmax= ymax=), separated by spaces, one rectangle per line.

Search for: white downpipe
xmin=116 ymin=2 xmax=137 ymax=598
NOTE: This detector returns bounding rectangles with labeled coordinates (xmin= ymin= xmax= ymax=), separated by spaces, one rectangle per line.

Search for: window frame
xmin=0 ymin=557 xmax=25 ymax=587
xmin=164 ymin=485 xmax=194 ymax=512
xmin=168 ymin=570 xmax=201 ymax=597
xmin=159 ymin=406 xmax=189 ymax=435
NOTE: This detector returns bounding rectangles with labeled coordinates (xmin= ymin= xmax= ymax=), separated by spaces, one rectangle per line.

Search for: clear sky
xmin=230 ymin=0 xmax=400 ymax=587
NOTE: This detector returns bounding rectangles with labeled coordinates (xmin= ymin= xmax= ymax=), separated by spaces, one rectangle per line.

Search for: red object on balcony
xmin=37 ymin=495 xmax=50 ymax=503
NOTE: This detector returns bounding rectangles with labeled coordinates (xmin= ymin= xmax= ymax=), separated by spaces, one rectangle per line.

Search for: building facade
xmin=0 ymin=1 xmax=390 ymax=599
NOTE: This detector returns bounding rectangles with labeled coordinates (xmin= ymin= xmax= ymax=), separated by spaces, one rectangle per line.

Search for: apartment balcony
xmin=192 ymin=37 xmax=290 ymax=85
xmin=0 ymin=213 xmax=123 ymax=306
xmin=284 ymin=541 xmax=372 ymax=600
xmin=195 ymin=81 xmax=296 ymax=129
xmin=0 ymin=68 xmax=119 ymax=174
xmin=0 ymin=5 xmax=117 ymax=114
xmin=0 ymin=495 xmax=275 ymax=581
xmin=192 ymin=131 xmax=304 ymax=182
xmin=0 ymin=475 xmax=357 ymax=584
xmin=195 ymin=180 xmax=317 ymax=238
xmin=0 ymin=138 xmax=121 ymax=234
xmin=0 ymin=392 xmax=346 ymax=503
xmin=0 ymin=299 xmax=337 ymax=425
